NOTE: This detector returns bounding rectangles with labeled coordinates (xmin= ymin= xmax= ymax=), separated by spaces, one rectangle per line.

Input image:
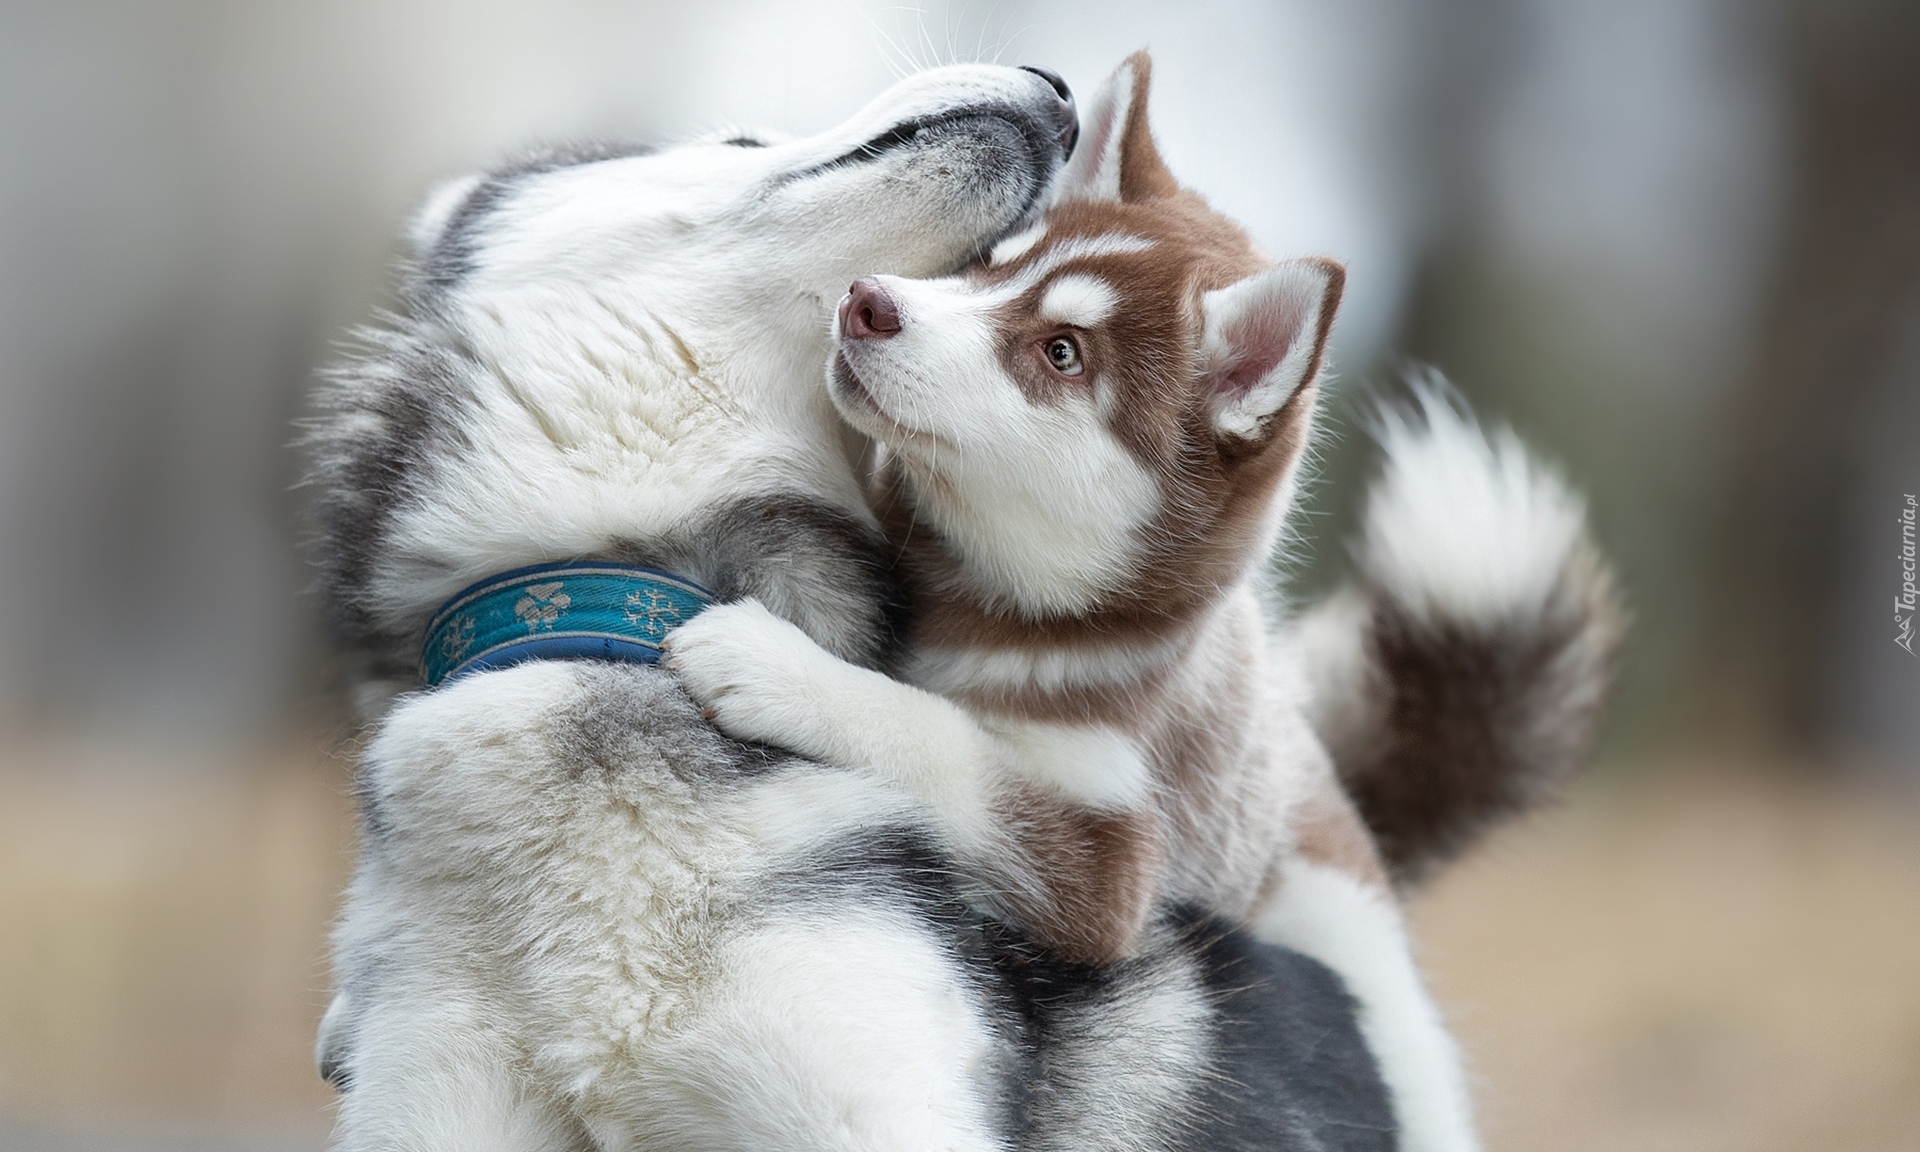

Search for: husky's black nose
xmin=841 ymin=278 xmax=903 ymax=341
xmin=1020 ymin=65 xmax=1072 ymax=104
xmin=1020 ymin=65 xmax=1078 ymax=158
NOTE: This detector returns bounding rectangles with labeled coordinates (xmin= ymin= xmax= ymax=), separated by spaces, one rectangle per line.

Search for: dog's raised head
xmin=829 ymin=53 xmax=1343 ymax=637
xmin=308 ymin=65 xmax=1077 ymax=689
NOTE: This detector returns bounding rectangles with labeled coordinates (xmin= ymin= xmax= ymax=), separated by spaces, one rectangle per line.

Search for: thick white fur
xmin=1252 ymin=862 xmax=1480 ymax=1152
xmin=1361 ymin=385 xmax=1587 ymax=629
xmin=406 ymin=174 xmax=484 ymax=252
xmin=1038 ymin=273 xmax=1120 ymax=328
xmin=328 ymin=64 xmax=1084 ymax=1152
xmin=364 ymin=64 xmax=1063 ymax=638
xmin=834 ymin=270 xmax=1162 ymax=615
xmin=988 ymin=222 xmax=1048 ymax=267
xmin=336 ymin=661 xmax=1008 ymax=1152
xmin=1290 ymin=584 xmax=1377 ymax=754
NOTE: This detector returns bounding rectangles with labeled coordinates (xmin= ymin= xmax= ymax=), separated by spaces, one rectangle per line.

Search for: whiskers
xmin=867 ymin=2 xmax=1032 ymax=79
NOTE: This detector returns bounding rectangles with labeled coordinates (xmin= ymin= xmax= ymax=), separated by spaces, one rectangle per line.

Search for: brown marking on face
xmin=859 ymin=52 xmax=1382 ymax=965
xmin=880 ymin=192 xmax=1337 ymax=658
xmin=878 ymin=60 xmax=1342 ymax=649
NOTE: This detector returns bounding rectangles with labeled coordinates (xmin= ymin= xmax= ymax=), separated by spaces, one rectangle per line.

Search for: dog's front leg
xmin=664 ymin=599 xmax=1163 ymax=963
xmin=1249 ymin=834 xmax=1482 ymax=1152
xmin=664 ymin=599 xmax=1001 ymax=844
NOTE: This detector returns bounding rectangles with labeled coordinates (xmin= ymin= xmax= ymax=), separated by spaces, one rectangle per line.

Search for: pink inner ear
xmin=1215 ymin=293 xmax=1310 ymax=398
xmin=1081 ymin=105 xmax=1121 ymax=175
xmin=1057 ymin=61 xmax=1133 ymax=200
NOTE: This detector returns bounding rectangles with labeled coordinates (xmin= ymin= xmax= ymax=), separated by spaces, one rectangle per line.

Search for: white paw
xmin=663 ymin=599 xmax=849 ymax=757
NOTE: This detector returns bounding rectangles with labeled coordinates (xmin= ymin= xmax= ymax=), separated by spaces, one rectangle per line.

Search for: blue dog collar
xmin=421 ymin=560 xmax=713 ymax=688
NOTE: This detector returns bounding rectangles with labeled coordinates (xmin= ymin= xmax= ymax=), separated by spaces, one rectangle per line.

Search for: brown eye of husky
xmin=1043 ymin=336 xmax=1084 ymax=377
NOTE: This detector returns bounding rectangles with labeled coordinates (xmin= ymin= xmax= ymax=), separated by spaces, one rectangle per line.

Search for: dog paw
xmin=663 ymin=599 xmax=848 ymax=757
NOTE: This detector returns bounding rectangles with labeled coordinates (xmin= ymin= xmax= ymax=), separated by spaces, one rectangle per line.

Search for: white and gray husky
xmin=309 ymin=58 xmax=1614 ymax=1152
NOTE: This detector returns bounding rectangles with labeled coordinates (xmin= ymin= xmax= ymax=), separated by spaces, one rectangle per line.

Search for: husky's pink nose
xmin=840 ymin=278 xmax=903 ymax=340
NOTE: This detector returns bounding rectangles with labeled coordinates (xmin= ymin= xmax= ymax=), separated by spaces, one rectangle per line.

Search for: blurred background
xmin=1 ymin=1 xmax=1915 ymax=1149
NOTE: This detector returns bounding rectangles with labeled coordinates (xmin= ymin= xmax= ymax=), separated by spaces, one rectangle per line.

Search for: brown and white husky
xmin=666 ymin=53 xmax=1618 ymax=1152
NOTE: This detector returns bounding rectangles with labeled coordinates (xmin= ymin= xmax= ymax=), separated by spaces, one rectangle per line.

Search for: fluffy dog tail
xmin=1295 ymin=382 xmax=1622 ymax=887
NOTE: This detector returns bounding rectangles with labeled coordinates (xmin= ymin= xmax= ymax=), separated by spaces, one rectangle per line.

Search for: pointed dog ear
xmin=406 ymin=172 xmax=483 ymax=256
xmin=1054 ymin=51 xmax=1177 ymax=205
xmin=1201 ymin=258 xmax=1345 ymax=442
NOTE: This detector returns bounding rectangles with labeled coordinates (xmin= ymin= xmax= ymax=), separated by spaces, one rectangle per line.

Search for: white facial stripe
xmin=979 ymin=233 xmax=1155 ymax=308
xmin=989 ymin=224 xmax=1047 ymax=267
xmin=1015 ymin=234 xmax=1153 ymax=289
xmin=1038 ymin=274 xmax=1119 ymax=329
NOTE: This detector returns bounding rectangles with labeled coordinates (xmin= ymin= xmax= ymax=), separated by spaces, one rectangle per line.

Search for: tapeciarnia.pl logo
xmin=1898 ymin=494 xmax=1917 ymax=656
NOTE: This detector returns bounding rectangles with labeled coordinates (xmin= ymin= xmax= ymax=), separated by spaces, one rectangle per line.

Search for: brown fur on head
xmin=809 ymin=53 xmax=1352 ymax=963
xmin=1056 ymin=50 xmax=1179 ymax=204
xmin=831 ymin=51 xmax=1344 ymax=655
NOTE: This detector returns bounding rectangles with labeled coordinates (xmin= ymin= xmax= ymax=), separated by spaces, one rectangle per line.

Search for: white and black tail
xmin=1296 ymin=381 xmax=1622 ymax=887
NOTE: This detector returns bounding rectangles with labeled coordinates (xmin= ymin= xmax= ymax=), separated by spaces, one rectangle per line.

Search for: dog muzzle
xmin=421 ymin=561 xmax=713 ymax=688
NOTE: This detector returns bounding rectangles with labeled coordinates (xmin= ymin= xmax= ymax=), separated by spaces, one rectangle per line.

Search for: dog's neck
xmin=875 ymin=456 xmax=1273 ymax=714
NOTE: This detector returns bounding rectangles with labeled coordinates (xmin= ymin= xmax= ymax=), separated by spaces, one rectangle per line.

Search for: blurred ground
xmin=2 ymin=746 xmax=1918 ymax=1151
xmin=0 ymin=746 xmax=349 ymax=1151
xmin=1414 ymin=767 xmax=1920 ymax=1152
